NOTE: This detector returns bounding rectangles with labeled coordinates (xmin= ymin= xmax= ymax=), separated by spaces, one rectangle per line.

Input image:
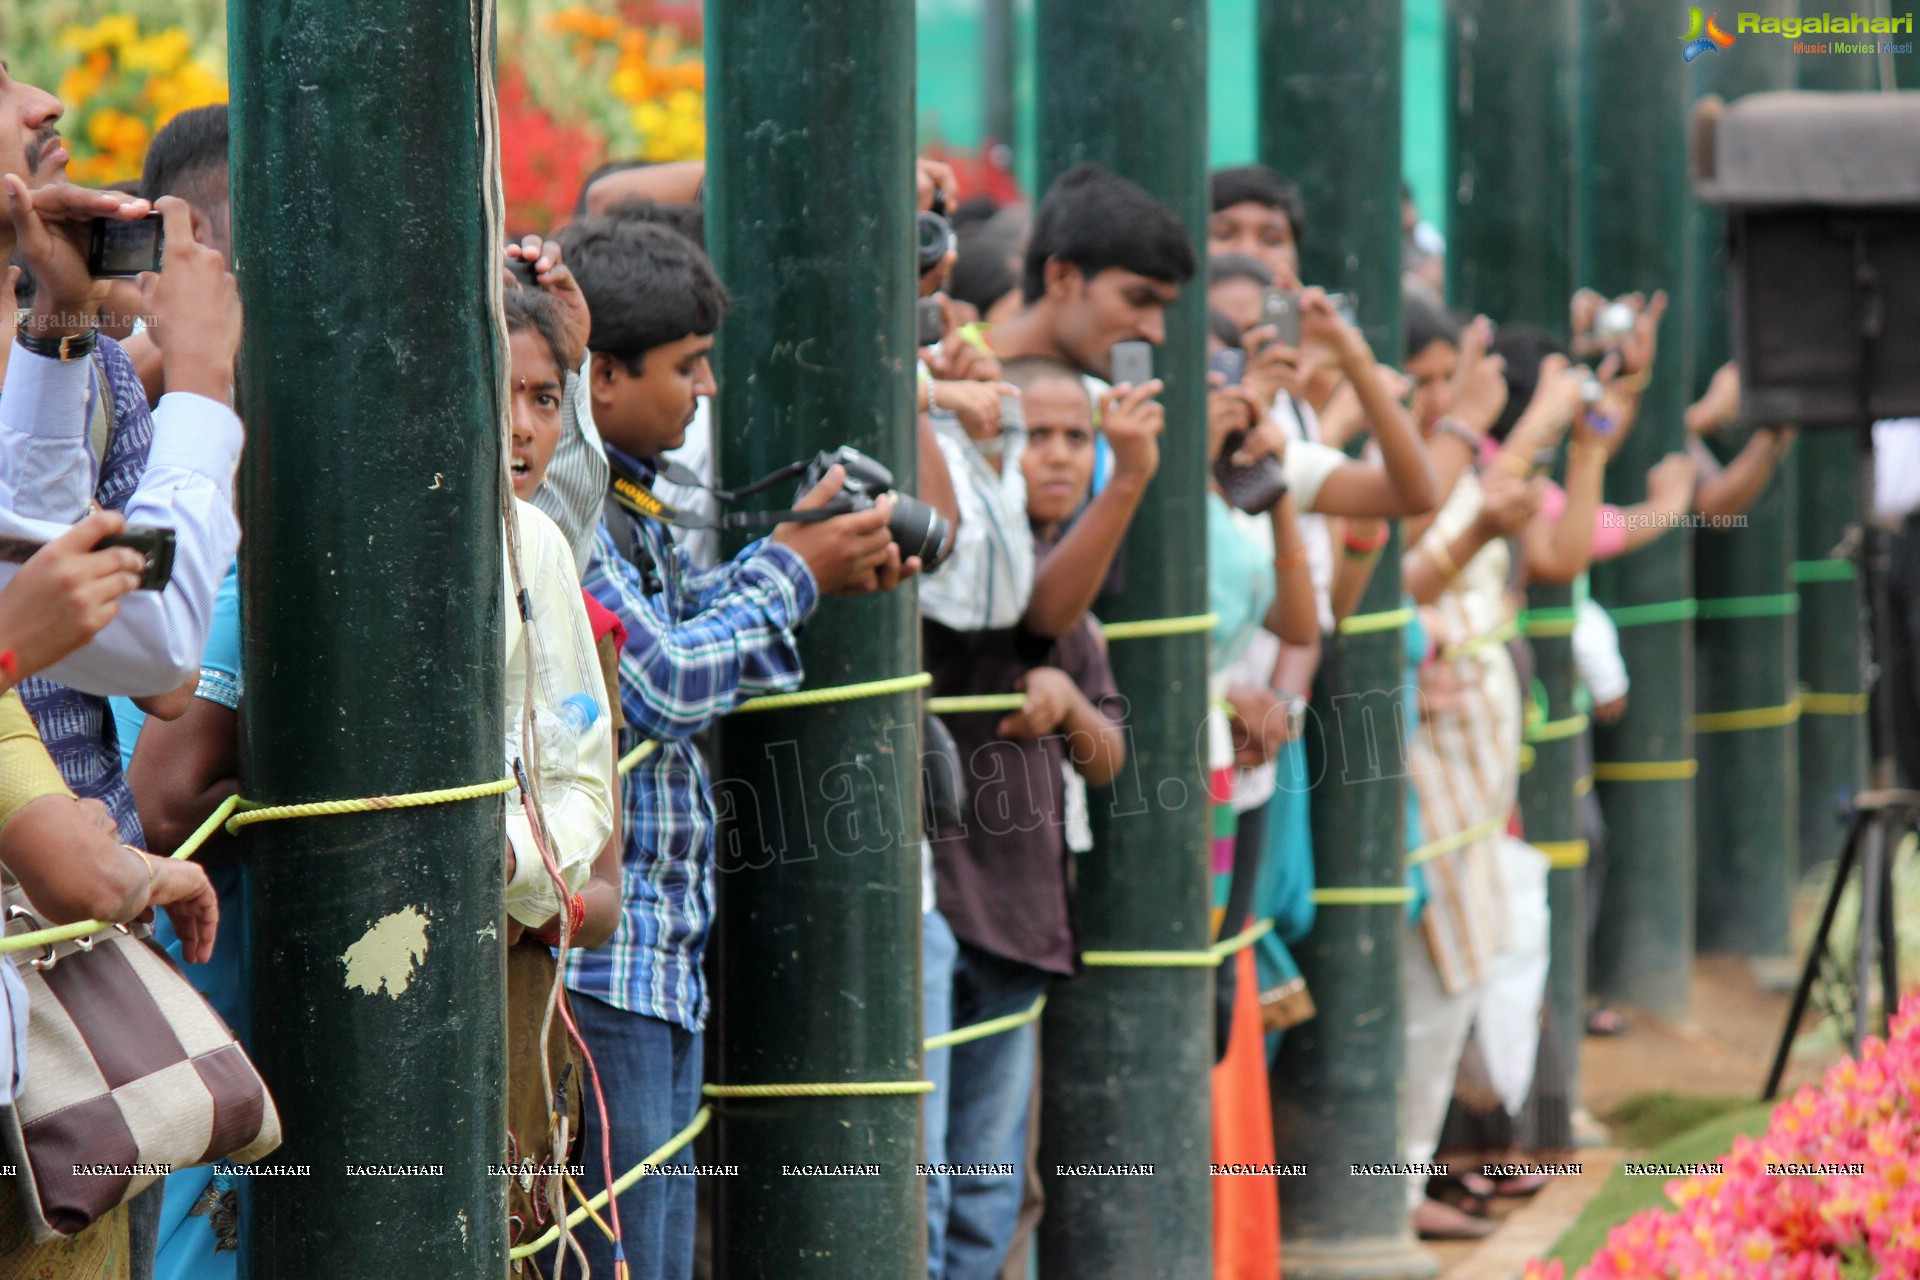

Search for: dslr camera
xmin=799 ymin=447 xmax=953 ymax=568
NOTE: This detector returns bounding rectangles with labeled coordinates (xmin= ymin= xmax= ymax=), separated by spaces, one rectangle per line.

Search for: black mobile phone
xmin=88 ymin=213 xmax=165 ymax=279
xmin=1109 ymin=340 xmax=1154 ymax=389
xmin=0 ymin=524 xmax=175 ymax=591
xmin=1261 ymin=288 xmax=1302 ymax=348
xmin=1210 ymin=348 xmax=1246 ymax=386
xmin=916 ymin=296 xmax=946 ymax=347
xmin=1213 ymin=430 xmax=1290 ymax=514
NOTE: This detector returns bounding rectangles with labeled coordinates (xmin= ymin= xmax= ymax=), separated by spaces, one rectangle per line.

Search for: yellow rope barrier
xmin=1534 ymin=840 xmax=1590 ymax=869
xmin=1592 ymin=759 xmax=1698 ymax=782
xmin=1440 ymin=617 xmax=1519 ymax=663
xmin=1312 ymin=886 xmax=1416 ymax=905
xmin=1574 ymin=773 xmax=1594 ymax=798
xmin=1405 ymin=817 xmax=1506 ymax=867
xmin=925 ymin=996 xmax=1047 ymax=1051
xmin=618 ymin=740 xmax=658 ymax=775
xmin=1079 ymin=917 xmax=1275 ymax=969
xmin=1337 ymin=606 xmax=1414 ymax=637
xmin=1693 ymin=701 xmax=1801 ymax=734
xmin=1799 ymin=691 xmax=1869 ymax=716
xmin=1099 ymin=613 xmax=1219 ymax=641
xmin=730 ymin=672 xmax=933 ymax=714
xmin=508 ymin=1105 xmax=714 ymax=1260
xmin=1525 ymin=713 xmax=1590 ymax=744
xmin=926 ymin=693 xmax=1029 ymax=716
xmin=0 ymin=794 xmax=244 ymax=955
xmin=702 ymin=1080 xmax=934 ymax=1098
xmin=224 ymin=777 xmax=516 ymax=834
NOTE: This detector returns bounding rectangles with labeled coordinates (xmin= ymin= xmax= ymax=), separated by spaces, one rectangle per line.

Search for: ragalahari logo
xmin=1682 ymin=7 xmax=1737 ymax=59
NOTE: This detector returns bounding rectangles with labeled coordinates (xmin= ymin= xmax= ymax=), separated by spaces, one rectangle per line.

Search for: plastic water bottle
xmin=530 ymin=692 xmax=600 ymax=795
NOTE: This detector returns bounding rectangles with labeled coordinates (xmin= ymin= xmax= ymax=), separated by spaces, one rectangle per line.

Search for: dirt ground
xmin=1422 ymin=954 xmax=1843 ymax=1278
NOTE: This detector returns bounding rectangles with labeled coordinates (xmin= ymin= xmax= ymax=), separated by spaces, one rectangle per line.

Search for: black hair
xmin=948 ymin=194 xmax=1000 ymax=235
xmin=141 ymin=104 xmax=229 ymax=205
xmin=1021 ymin=163 xmax=1196 ymax=303
xmin=1209 ymin=307 xmax=1245 ymax=351
xmin=600 ymin=196 xmax=707 ymax=250
xmin=1487 ymin=322 xmax=1568 ymax=442
xmin=1401 ymin=287 xmax=1462 ymax=364
xmin=1207 ymin=253 xmax=1273 ymax=290
xmin=555 ymin=217 xmax=729 ymax=371
xmin=1208 ymin=165 xmax=1307 ymax=250
xmin=949 ymin=228 xmax=1021 ymax=316
xmin=502 ymin=287 xmax=571 ymax=382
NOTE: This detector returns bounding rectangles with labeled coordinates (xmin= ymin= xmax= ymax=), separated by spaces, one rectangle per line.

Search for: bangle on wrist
xmin=1433 ymin=417 xmax=1482 ymax=453
xmin=124 ymin=844 xmax=157 ymax=903
xmin=1274 ymin=547 xmax=1310 ymax=573
xmin=1424 ymin=538 xmax=1460 ymax=579
xmin=534 ymin=892 xmax=587 ymax=947
xmin=926 ymin=381 xmax=941 ymax=414
xmin=1491 ymin=450 xmax=1533 ymax=478
xmin=1342 ymin=527 xmax=1389 ymax=556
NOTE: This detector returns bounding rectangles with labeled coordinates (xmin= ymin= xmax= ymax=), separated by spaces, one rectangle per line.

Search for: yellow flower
xmin=610 ymin=63 xmax=650 ymax=103
xmin=86 ymin=109 xmax=150 ymax=159
xmin=122 ymin=28 xmax=194 ymax=76
xmin=58 ymin=15 xmax=137 ymax=55
xmin=58 ymin=62 xmax=105 ymax=107
xmin=547 ymin=8 xmax=620 ymax=42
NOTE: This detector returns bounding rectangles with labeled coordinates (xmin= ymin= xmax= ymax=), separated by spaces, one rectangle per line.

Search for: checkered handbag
xmin=0 ymin=892 xmax=281 ymax=1244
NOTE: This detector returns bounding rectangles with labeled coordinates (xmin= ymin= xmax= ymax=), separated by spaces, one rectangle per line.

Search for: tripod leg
xmin=1877 ymin=818 xmax=1907 ymax=1037
xmin=1765 ymin=810 xmax=1867 ymax=1099
xmin=1855 ymin=816 xmax=1887 ymax=1057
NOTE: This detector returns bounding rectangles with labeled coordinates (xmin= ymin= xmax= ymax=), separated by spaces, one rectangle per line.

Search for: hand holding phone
xmin=1261 ymin=289 xmax=1303 ymax=349
xmin=88 ymin=212 xmax=165 ymax=278
xmin=1109 ymin=340 xmax=1155 ymax=390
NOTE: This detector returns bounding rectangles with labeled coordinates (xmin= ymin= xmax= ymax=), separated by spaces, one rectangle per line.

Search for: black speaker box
xmin=1694 ymin=91 xmax=1920 ymax=428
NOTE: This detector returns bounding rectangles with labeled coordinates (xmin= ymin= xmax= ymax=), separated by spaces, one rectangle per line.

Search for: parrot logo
xmin=1682 ymin=7 xmax=1737 ymax=60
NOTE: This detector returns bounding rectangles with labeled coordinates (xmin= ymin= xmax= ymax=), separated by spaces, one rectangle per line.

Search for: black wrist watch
xmin=17 ymin=326 xmax=98 ymax=363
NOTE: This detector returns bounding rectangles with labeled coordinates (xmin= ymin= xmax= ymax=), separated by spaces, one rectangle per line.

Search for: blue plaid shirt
xmin=563 ymin=454 xmax=817 ymax=1032
xmin=19 ymin=338 xmax=153 ymax=844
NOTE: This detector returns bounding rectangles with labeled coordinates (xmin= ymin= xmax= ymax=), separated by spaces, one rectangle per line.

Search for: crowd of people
xmin=0 ymin=50 xmax=1817 ymax=1280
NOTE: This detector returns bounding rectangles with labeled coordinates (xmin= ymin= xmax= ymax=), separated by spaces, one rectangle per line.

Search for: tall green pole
xmin=1446 ymin=0 xmax=1585 ymax=1120
xmin=1263 ymin=4 xmax=1432 ymax=1277
xmin=1688 ymin=3 xmax=1797 ymax=958
xmin=1578 ymin=0 xmax=1696 ymax=1021
xmin=1793 ymin=2 xmax=1877 ymax=872
xmin=230 ymin=2 xmax=507 ymax=1274
xmin=1030 ymin=4 xmax=1212 ymax=1276
xmin=704 ymin=3 xmax=925 ymax=1276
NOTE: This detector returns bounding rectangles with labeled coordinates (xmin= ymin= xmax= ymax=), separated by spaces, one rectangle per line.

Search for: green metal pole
xmin=1262 ymin=4 xmax=1432 ymax=1277
xmin=1578 ymin=0 xmax=1696 ymax=1021
xmin=230 ymin=2 xmax=507 ymax=1275
xmin=704 ymin=3 xmax=925 ymax=1277
xmin=1030 ymin=4 xmax=1212 ymax=1277
xmin=1687 ymin=3 xmax=1797 ymax=959
xmin=1446 ymin=0 xmax=1584 ymax=1119
xmin=1793 ymin=2 xmax=1877 ymax=873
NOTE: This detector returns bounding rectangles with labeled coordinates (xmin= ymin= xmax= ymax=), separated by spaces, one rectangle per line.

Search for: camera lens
xmin=917 ymin=210 xmax=956 ymax=274
xmin=887 ymin=495 xmax=953 ymax=568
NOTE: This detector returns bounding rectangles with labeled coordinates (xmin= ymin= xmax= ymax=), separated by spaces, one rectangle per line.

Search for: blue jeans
xmin=545 ymin=995 xmax=701 ymax=1280
xmin=934 ymin=941 xmax=1049 ymax=1280
xmin=921 ymin=910 xmax=958 ymax=1280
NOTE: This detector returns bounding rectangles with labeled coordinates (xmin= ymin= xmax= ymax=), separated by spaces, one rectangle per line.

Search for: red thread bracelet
xmin=535 ymin=893 xmax=586 ymax=948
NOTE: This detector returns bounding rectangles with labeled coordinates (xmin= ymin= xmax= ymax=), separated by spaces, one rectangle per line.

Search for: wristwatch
xmin=17 ymin=326 xmax=98 ymax=362
xmin=1280 ymin=692 xmax=1308 ymax=740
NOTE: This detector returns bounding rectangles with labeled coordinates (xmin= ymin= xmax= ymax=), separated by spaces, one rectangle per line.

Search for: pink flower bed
xmin=1527 ymin=993 xmax=1920 ymax=1279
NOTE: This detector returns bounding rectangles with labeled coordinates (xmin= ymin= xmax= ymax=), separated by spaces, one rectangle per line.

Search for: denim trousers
xmin=922 ymin=909 xmax=958 ymax=1279
xmin=544 ymin=995 xmax=702 ymax=1280
xmin=929 ymin=940 xmax=1050 ymax=1280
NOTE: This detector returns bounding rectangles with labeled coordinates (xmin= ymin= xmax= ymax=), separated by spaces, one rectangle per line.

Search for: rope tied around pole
xmin=1080 ymin=917 xmax=1275 ymax=968
xmin=0 ymin=778 xmax=517 ymax=955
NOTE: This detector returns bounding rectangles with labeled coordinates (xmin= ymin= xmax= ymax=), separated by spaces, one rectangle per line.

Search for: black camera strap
xmin=604 ymin=453 xmax=843 ymax=532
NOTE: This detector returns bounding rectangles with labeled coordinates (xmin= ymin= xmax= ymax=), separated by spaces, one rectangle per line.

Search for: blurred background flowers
xmin=0 ymin=0 xmax=707 ymax=228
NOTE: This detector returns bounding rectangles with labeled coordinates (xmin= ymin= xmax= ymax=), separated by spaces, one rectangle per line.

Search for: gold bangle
xmin=1491 ymin=451 xmax=1533 ymax=478
xmin=124 ymin=844 xmax=156 ymax=901
xmin=1424 ymin=539 xmax=1460 ymax=579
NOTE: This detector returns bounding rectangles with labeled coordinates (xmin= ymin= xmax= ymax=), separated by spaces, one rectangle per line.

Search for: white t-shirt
xmin=919 ymin=414 xmax=1035 ymax=631
xmin=657 ymin=398 xmax=719 ymax=569
xmin=1874 ymin=419 xmax=1920 ymax=524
